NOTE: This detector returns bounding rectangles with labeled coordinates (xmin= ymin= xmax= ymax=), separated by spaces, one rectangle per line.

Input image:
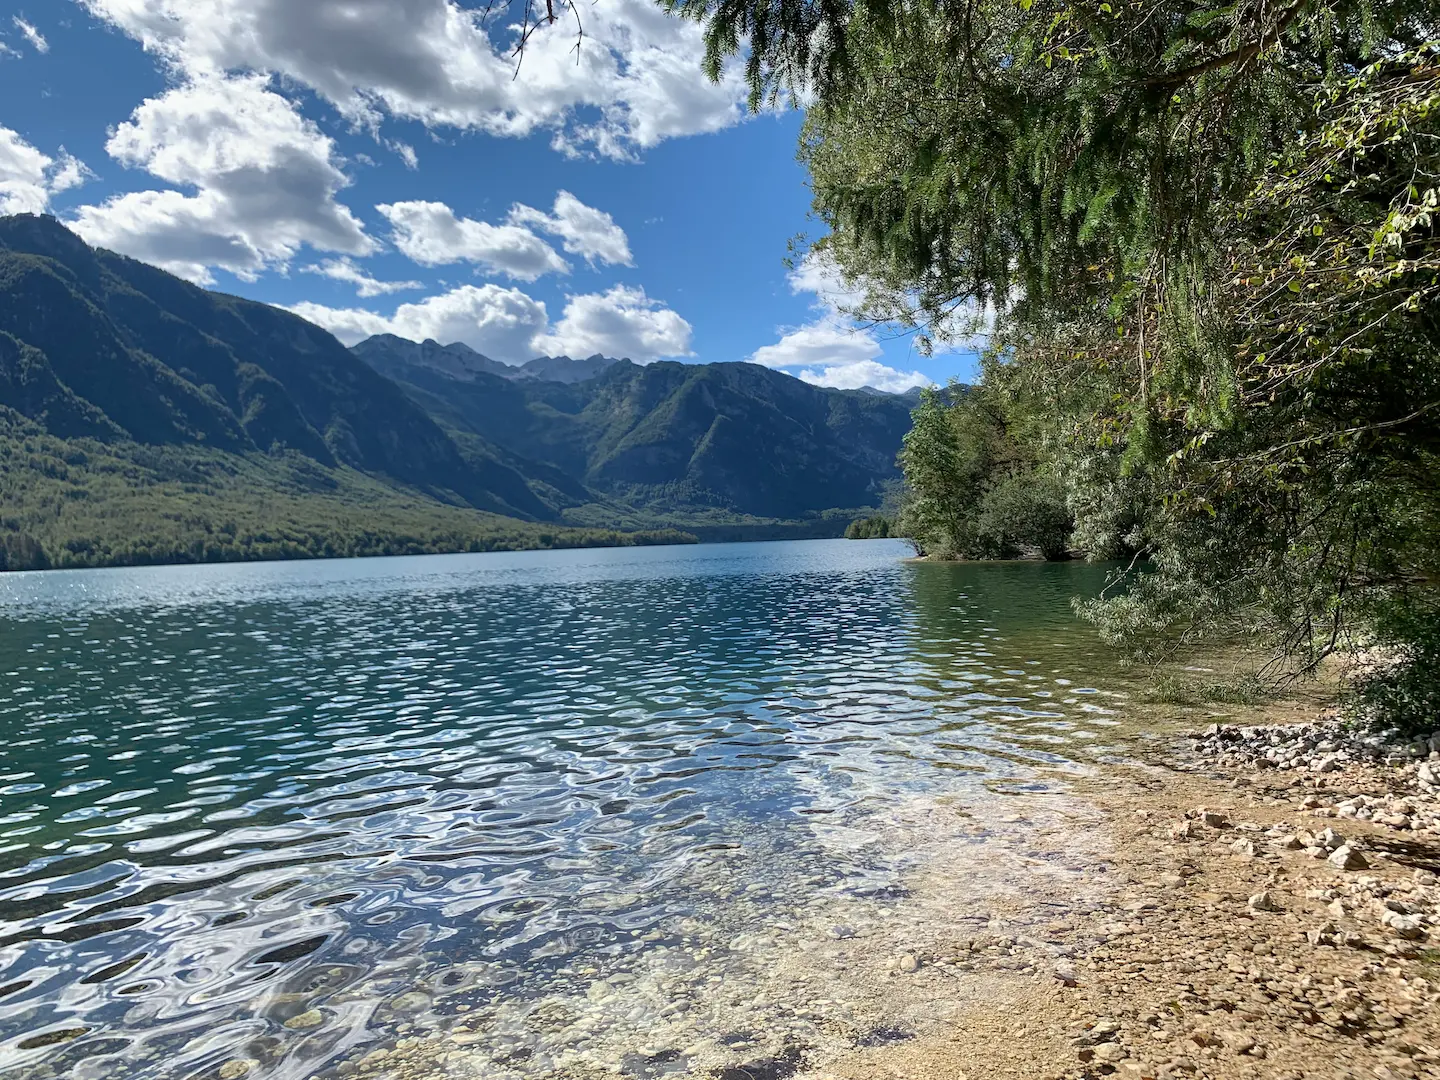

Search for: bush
xmin=1347 ymin=602 xmax=1440 ymax=736
xmin=845 ymin=515 xmax=891 ymax=539
xmin=974 ymin=473 xmax=1072 ymax=560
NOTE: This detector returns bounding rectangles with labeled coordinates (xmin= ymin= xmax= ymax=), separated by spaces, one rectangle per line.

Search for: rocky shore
xmin=293 ymin=714 xmax=1440 ymax=1080
xmin=813 ymin=718 xmax=1440 ymax=1080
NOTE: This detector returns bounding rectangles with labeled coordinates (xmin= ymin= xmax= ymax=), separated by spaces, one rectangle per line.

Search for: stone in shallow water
xmin=283 ymin=1009 xmax=324 ymax=1030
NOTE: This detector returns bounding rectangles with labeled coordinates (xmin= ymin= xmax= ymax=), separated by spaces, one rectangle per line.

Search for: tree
xmin=845 ymin=514 xmax=892 ymax=538
xmin=897 ymin=380 xmax=1074 ymax=559
xmin=667 ymin=0 xmax=1440 ymax=720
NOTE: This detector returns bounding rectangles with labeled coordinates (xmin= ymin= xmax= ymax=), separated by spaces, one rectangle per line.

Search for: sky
xmin=0 ymin=1 xmax=979 ymax=392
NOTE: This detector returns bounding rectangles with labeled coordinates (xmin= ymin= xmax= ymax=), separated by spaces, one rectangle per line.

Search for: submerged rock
xmin=284 ymin=1008 xmax=324 ymax=1031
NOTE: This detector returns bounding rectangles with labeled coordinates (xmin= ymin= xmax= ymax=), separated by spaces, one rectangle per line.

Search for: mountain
xmin=351 ymin=338 xmax=622 ymax=386
xmin=350 ymin=336 xmax=915 ymax=520
xmin=349 ymin=334 xmax=521 ymax=383
xmin=0 ymin=216 xmax=916 ymax=570
xmin=0 ymin=214 xmax=562 ymax=517
xmin=518 ymin=354 xmax=622 ymax=383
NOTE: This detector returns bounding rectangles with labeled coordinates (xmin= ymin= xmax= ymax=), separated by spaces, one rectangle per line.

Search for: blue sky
xmin=0 ymin=2 xmax=978 ymax=391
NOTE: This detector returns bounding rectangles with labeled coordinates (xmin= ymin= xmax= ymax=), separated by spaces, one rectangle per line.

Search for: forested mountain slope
xmin=353 ymin=338 xmax=914 ymax=519
xmin=0 ymin=214 xmax=567 ymax=520
xmin=0 ymin=216 xmax=918 ymax=569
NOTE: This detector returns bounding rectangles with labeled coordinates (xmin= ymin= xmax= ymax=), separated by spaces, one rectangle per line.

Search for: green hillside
xmin=352 ymin=341 xmax=914 ymax=521
xmin=0 ymin=412 xmax=692 ymax=571
xmin=0 ymin=215 xmax=916 ymax=571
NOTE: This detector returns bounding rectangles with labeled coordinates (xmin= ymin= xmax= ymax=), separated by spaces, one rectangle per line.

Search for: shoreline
xmin=798 ymin=717 xmax=1440 ymax=1080
xmin=345 ymin=710 xmax=1440 ymax=1080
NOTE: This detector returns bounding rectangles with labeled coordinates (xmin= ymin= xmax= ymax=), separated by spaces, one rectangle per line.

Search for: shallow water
xmin=0 ymin=540 xmax=1129 ymax=1078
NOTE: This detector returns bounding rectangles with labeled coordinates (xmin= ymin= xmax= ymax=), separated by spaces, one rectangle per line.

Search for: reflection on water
xmin=0 ymin=541 xmax=1125 ymax=1078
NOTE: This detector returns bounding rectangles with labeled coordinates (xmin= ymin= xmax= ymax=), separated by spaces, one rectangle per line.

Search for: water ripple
xmin=0 ymin=541 xmax=1125 ymax=1078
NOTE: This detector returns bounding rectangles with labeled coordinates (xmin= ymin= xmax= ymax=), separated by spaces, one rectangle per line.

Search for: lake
xmin=0 ymin=539 xmax=1129 ymax=1079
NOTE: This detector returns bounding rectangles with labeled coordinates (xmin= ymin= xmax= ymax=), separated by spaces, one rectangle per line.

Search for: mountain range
xmin=0 ymin=215 xmax=916 ymax=570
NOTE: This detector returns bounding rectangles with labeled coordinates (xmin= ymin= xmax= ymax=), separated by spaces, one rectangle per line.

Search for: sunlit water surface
xmin=0 ymin=540 xmax=1130 ymax=1079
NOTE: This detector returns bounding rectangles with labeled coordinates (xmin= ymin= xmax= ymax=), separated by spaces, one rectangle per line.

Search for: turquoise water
xmin=0 ymin=540 xmax=1124 ymax=1078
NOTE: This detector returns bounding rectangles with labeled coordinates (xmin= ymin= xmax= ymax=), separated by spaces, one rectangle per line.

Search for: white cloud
xmin=70 ymin=75 xmax=376 ymax=284
xmin=78 ymin=0 xmax=747 ymax=159
xmin=748 ymin=253 xmax=933 ymax=393
xmin=13 ymin=17 xmax=48 ymax=54
xmin=0 ymin=126 xmax=88 ymax=216
xmin=536 ymin=285 xmax=691 ymax=361
xmin=291 ymin=284 xmax=550 ymax=360
xmin=786 ymin=251 xmax=870 ymax=314
xmin=795 ymin=359 xmax=928 ymax=393
xmin=302 ymin=257 xmax=423 ymax=298
xmin=388 ymin=141 xmax=418 ymax=170
xmin=292 ymin=281 xmax=692 ymax=363
xmin=509 ymin=190 xmax=632 ymax=267
xmin=377 ymin=200 xmax=568 ymax=280
xmin=750 ymin=317 xmax=884 ymax=371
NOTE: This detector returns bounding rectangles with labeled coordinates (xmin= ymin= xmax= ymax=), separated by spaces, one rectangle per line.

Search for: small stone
xmin=1054 ymin=963 xmax=1079 ymax=986
xmin=284 ymin=1009 xmax=324 ymax=1031
xmin=1328 ymin=845 xmax=1369 ymax=871
xmin=390 ymin=992 xmax=432 ymax=1014
xmin=1385 ymin=913 xmax=1426 ymax=940
xmin=1093 ymin=1042 xmax=1127 ymax=1064
xmin=1170 ymin=821 xmax=1201 ymax=841
xmin=1248 ymin=891 xmax=1278 ymax=912
xmin=1199 ymin=811 xmax=1229 ymax=829
xmin=1220 ymin=1030 xmax=1256 ymax=1055
xmin=1230 ymin=838 xmax=1258 ymax=857
xmin=828 ymin=925 xmax=856 ymax=940
xmin=219 ymin=1062 xmax=254 ymax=1080
xmin=897 ymin=953 xmax=919 ymax=973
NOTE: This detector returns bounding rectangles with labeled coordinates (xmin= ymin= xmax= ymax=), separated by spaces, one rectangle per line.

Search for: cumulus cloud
xmin=509 ymin=190 xmax=632 ymax=267
xmin=751 ymin=318 xmax=882 ymax=371
xmin=795 ymin=359 xmax=928 ymax=393
xmin=292 ymin=281 xmax=691 ymax=363
xmin=377 ymin=200 xmax=568 ymax=280
xmin=291 ymin=284 xmax=550 ymax=360
xmin=0 ymin=126 xmax=88 ymax=216
xmin=13 ymin=17 xmax=48 ymax=54
xmin=70 ymin=74 xmax=376 ymax=284
xmin=749 ymin=252 xmax=931 ymax=393
xmin=78 ymin=0 xmax=747 ymax=159
xmin=536 ymin=285 xmax=692 ymax=362
xmin=785 ymin=250 xmax=871 ymax=314
xmin=302 ymin=257 xmax=423 ymax=298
